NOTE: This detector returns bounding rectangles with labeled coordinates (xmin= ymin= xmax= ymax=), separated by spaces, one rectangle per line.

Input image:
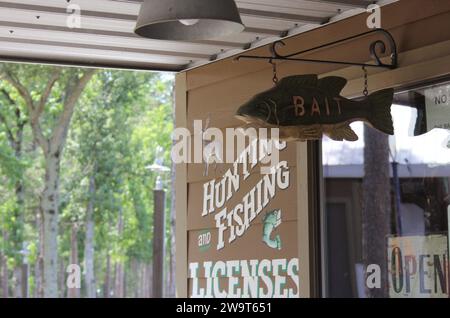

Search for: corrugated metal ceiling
xmin=0 ymin=0 xmax=397 ymax=71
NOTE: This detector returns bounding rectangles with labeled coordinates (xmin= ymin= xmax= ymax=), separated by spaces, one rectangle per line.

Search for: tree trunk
xmin=13 ymin=263 xmax=28 ymax=298
xmin=362 ymin=125 xmax=392 ymax=298
xmin=142 ymin=263 xmax=147 ymax=298
xmin=145 ymin=263 xmax=151 ymax=298
xmin=59 ymin=258 xmax=65 ymax=298
xmin=138 ymin=261 xmax=142 ymax=298
xmin=1 ymin=102 xmax=26 ymax=299
xmin=123 ymin=270 xmax=127 ymax=298
xmin=114 ymin=263 xmax=124 ymax=298
xmin=41 ymin=155 xmax=60 ymax=298
xmin=140 ymin=262 xmax=145 ymax=298
xmin=168 ymin=81 xmax=176 ymax=298
xmin=34 ymin=210 xmax=44 ymax=298
xmin=168 ymin=161 xmax=176 ymax=297
xmin=1 ymin=67 xmax=95 ymax=298
xmin=103 ymin=252 xmax=111 ymax=298
xmin=137 ymin=262 xmax=141 ymax=298
xmin=0 ymin=250 xmax=2 ymax=297
xmin=148 ymin=263 xmax=153 ymax=298
xmin=13 ymin=152 xmax=25 ymax=299
xmin=84 ymin=173 xmax=96 ymax=298
xmin=1 ymin=230 xmax=8 ymax=298
xmin=114 ymin=208 xmax=124 ymax=298
xmin=22 ymin=264 xmax=29 ymax=298
xmin=13 ymin=267 xmax=22 ymax=298
xmin=67 ymin=224 xmax=79 ymax=298
xmin=133 ymin=259 xmax=138 ymax=298
xmin=133 ymin=259 xmax=139 ymax=298
xmin=34 ymin=260 xmax=42 ymax=298
xmin=113 ymin=263 xmax=120 ymax=298
xmin=1 ymin=255 xmax=7 ymax=298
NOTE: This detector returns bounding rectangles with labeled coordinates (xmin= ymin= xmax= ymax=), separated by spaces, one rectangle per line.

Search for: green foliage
xmin=0 ymin=62 xmax=175 ymax=297
xmin=0 ymin=141 xmax=23 ymax=183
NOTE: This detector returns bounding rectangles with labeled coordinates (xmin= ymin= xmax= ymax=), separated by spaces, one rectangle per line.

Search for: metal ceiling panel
xmin=0 ymin=0 xmax=398 ymax=71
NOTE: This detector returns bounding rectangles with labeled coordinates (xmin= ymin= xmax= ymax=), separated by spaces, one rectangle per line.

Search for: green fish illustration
xmin=262 ymin=209 xmax=282 ymax=250
xmin=236 ymin=75 xmax=394 ymax=141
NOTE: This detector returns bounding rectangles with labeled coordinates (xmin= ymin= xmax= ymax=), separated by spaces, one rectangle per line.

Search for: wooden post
xmin=152 ymin=189 xmax=166 ymax=298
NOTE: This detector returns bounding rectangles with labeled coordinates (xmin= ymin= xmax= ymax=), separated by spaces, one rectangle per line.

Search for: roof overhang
xmin=0 ymin=0 xmax=398 ymax=72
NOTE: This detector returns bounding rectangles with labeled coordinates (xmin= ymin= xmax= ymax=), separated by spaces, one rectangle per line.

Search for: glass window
xmin=322 ymin=80 xmax=450 ymax=298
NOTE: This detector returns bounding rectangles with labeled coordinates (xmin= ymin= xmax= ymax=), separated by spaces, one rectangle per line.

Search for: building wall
xmin=175 ymin=0 xmax=450 ymax=298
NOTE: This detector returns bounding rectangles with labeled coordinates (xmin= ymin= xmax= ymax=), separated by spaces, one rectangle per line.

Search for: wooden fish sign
xmin=236 ymin=75 xmax=394 ymax=141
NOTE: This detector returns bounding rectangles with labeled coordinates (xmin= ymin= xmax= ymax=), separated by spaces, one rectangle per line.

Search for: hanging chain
xmin=270 ymin=59 xmax=278 ymax=85
xmin=362 ymin=66 xmax=369 ymax=97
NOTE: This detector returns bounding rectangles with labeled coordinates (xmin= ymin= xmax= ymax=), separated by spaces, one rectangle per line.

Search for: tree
xmin=64 ymin=70 xmax=140 ymax=298
xmin=0 ymin=64 xmax=95 ymax=297
xmin=0 ymin=64 xmax=175 ymax=298
xmin=63 ymin=70 xmax=173 ymax=298
xmin=127 ymin=75 xmax=174 ymax=297
xmin=0 ymin=80 xmax=28 ymax=297
xmin=362 ymin=125 xmax=392 ymax=298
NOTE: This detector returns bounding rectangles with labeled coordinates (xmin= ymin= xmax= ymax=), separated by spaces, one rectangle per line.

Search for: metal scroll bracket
xmin=235 ymin=28 xmax=398 ymax=70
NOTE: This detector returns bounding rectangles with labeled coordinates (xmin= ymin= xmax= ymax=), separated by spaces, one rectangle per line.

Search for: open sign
xmin=388 ymin=235 xmax=449 ymax=298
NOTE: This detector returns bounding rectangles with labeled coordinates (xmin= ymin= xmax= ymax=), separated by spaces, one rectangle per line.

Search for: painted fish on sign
xmin=235 ymin=75 xmax=394 ymax=141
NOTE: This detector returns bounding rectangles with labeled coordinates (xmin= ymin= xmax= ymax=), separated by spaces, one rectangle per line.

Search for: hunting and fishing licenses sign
xmin=187 ymin=140 xmax=305 ymax=298
xmin=388 ymin=235 xmax=449 ymax=298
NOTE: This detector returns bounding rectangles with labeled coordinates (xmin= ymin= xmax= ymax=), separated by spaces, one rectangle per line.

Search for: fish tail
xmin=367 ymin=88 xmax=394 ymax=135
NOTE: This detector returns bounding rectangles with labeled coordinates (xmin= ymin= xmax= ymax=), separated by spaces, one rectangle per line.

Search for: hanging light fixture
xmin=134 ymin=0 xmax=244 ymax=41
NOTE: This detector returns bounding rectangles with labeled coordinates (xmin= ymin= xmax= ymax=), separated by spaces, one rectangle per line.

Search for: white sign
xmin=189 ymin=258 xmax=299 ymax=298
xmin=202 ymin=140 xmax=290 ymax=251
xmin=388 ymin=235 xmax=449 ymax=298
xmin=425 ymin=84 xmax=450 ymax=130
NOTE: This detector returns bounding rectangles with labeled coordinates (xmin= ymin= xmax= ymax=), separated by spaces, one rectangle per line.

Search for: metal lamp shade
xmin=134 ymin=0 xmax=244 ymax=41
